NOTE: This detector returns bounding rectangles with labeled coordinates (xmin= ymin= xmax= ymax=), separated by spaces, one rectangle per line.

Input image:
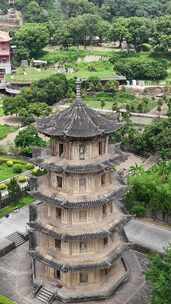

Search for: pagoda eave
xmin=30 ymin=187 xmax=126 ymax=209
xmin=29 ymin=216 xmax=129 ymax=241
xmin=35 ymin=155 xmax=125 ymax=175
xmin=30 ymin=243 xmax=128 ymax=273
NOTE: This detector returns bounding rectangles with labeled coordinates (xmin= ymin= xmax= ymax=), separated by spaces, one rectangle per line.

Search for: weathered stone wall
xmin=50 ymin=137 xmax=109 ymax=161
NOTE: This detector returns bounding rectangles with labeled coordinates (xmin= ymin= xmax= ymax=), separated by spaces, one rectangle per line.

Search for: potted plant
xmin=18 ymin=176 xmax=28 ymax=189
xmin=0 ymin=183 xmax=8 ymax=198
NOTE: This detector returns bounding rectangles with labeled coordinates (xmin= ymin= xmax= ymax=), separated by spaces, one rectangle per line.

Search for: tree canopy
xmin=14 ymin=23 xmax=50 ymax=61
xmin=125 ymin=161 xmax=171 ymax=219
xmin=146 ymin=246 xmax=171 ymax=304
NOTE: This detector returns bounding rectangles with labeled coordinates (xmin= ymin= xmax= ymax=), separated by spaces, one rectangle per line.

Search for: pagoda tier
xmin=29 ymin=215 xmax=129 ymax=241
xmin=29 ymin=80 xmax=129 ymax=302
xmin=30 ymin=186 xmax=125 ymax=209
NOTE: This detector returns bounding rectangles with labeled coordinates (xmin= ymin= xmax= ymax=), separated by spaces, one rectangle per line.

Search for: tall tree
xmin=14 ymin=23 xmax=49 ymax=61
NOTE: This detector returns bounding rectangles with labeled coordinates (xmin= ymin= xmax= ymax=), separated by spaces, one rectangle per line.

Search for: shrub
xmin=0 ymin=183 xmax=7 ymax=190
xmin=130 ymin=205 xmax=146 ymax=217
xmin=18 ymin=176 xmax=27 ymax=183
xmin=26 ymin=163 xmax=34 ymax=170
xmin=13 ymin=164 xmax=23 ymax=174
xmin=6 ymin=160 xmax=13 ymax=167
xmin=32 ymin=167 xmax=46 ymax=176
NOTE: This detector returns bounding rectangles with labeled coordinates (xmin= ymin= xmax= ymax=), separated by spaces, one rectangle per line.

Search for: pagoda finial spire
xmin=76 ymin=78 xmax=82 ymax=101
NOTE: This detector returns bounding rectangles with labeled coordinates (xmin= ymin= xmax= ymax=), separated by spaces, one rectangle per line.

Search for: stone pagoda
xmin=29 ymin=80 xmax=131 ymax=303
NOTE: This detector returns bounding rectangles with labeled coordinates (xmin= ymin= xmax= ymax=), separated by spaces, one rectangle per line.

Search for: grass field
xmin=6 ymin=67 xmax=56 ymax=83
xmin=0 ymin=295 xmax=15 ymax=304
xmin=6 ymin=48 xmax=115 ymax=83
xmin=83 ymin=91 xmax=156 ymax=112
xmin=6 ymin=48 xmax=171 ymax=84
xmin=0 ymin=125 xmax=18 ymax=140
xmin=0 ymin=195 xmax=34 ymax=219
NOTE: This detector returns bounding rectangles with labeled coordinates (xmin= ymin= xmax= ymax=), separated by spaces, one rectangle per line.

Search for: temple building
xmin=29 ymin=80 xmax=136 ymax=303
xmin=0 ymin=31 xmax=11 ymax=80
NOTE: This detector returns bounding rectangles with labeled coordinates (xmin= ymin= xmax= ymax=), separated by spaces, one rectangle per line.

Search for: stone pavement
xmin=124 ymin=219 xmax=171 ymax=253
xmin=0 ymin=241 xmax=150 ymax=304
xmin=0 ymin=206 xmax=29 ymax=240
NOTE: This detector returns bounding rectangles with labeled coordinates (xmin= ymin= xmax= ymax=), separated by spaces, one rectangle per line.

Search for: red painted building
xmin=0 ymin=31 xmax=11 ymax=80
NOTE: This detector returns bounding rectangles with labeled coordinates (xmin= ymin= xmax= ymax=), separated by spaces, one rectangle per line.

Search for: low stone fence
xmin=0 ymin=239 xmax=15 ymax=257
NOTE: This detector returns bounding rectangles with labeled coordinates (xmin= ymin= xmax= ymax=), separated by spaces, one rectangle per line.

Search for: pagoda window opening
xmin=55 ymin=239 xmax=61 ymax=250
xmin=57 ymin=176 xmax=63 ymax=188
xmin=102 ymin=205 xmax=107 ymax=217
xmin=103 ymin=237 xmax=108 ymax=247
xmin=104 ymin=267 xmax=111 ymax=275
xmin=59 ymin=143 xmax=64 ymax=157
xmin=99 ymin=142 xmax=103 ymax=155
xmin=79 ymin=177 xmax=86 ymax=192
xmin=80 ymin=241 xmax=88 ymax=253
xmin=54 ymin=269 xmax=61 ymax=280
xmin=79 ymin=210 xmax=87 ymax=222
xmin=80 ymin=272 xmax=88 ymax=283
xmin=109 ymin=203 xmax=113 ymax=213
xmin=51 ymin=138 xmax=57 ymax=156
xmin=101 ymin=174 xmax=106 ymax=186
xmin=56 ymin=208 xmax=62 ymax=219
xmin=79 ymin=144 xmax=86 ymax=160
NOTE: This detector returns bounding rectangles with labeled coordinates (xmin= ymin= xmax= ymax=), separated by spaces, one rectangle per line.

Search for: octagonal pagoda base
xmin=32 ymin=249 xmax=150 ymax=304
xmin=0 ymin=242 xmax=150 ymax=304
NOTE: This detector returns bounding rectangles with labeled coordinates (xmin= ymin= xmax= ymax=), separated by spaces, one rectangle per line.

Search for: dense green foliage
xmin=146 ymin=246 xmax=171 ymax=304
xmin=3 ymin=74 xmax=68 ymax=124
xmin=125 ymin=162 xmax=171 ymax=219
xmin=0 ymin=0 xmax=8 ymax=13
xmin=113 ymin=117 xmax=171 ymax=158
xmin=15 ymin=126 xmax=46 ymax=156
xmin=114 ymin=57 xmax=168 ymax=80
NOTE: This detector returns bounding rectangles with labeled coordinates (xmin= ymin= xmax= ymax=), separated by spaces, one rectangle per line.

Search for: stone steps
xmin=37 ymin=287 xmax=54 ymax=304
xmin=6 ymin=231 xmax=26 ymax=247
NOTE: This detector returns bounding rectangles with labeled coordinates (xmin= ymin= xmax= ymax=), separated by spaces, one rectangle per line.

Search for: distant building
xmin=0 ymin=31 xmax=11 ymax=80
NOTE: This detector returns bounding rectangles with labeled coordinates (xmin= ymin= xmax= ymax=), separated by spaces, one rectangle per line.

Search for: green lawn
xmin=0 ymin=125 xmax=18 ymax=140
xmin=6 ymin=48 xmax=115 ymax=83
xmin=6 ymin=61 xmax=114 ymax=83
xmin=0 ymin=157 xmax=29 ymax=181
xmin=6 ymin=67 xmax=56 ymax=83
xmin=0 ymin=195 xmax=34 ymax=219
xmin=83 ymin=91 xmax=156 ymax=112
xmin=0 ymin=295 xmax=15 ymax=304
xmin=69 ymin=61 xmax=114 ymax=79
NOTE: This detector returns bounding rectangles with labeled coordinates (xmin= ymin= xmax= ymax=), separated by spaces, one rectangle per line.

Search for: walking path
xmin=124 ymin=219 xmax=171 ymax=253
xmin=0 ymin=206 xmax=29 ymax=240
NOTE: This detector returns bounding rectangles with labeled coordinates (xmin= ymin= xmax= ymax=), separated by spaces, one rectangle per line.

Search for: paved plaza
xmin=0 ymin=206 xmax=29 ymax=240
xmin=0 ymin=242 xmax=150 ymax=304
